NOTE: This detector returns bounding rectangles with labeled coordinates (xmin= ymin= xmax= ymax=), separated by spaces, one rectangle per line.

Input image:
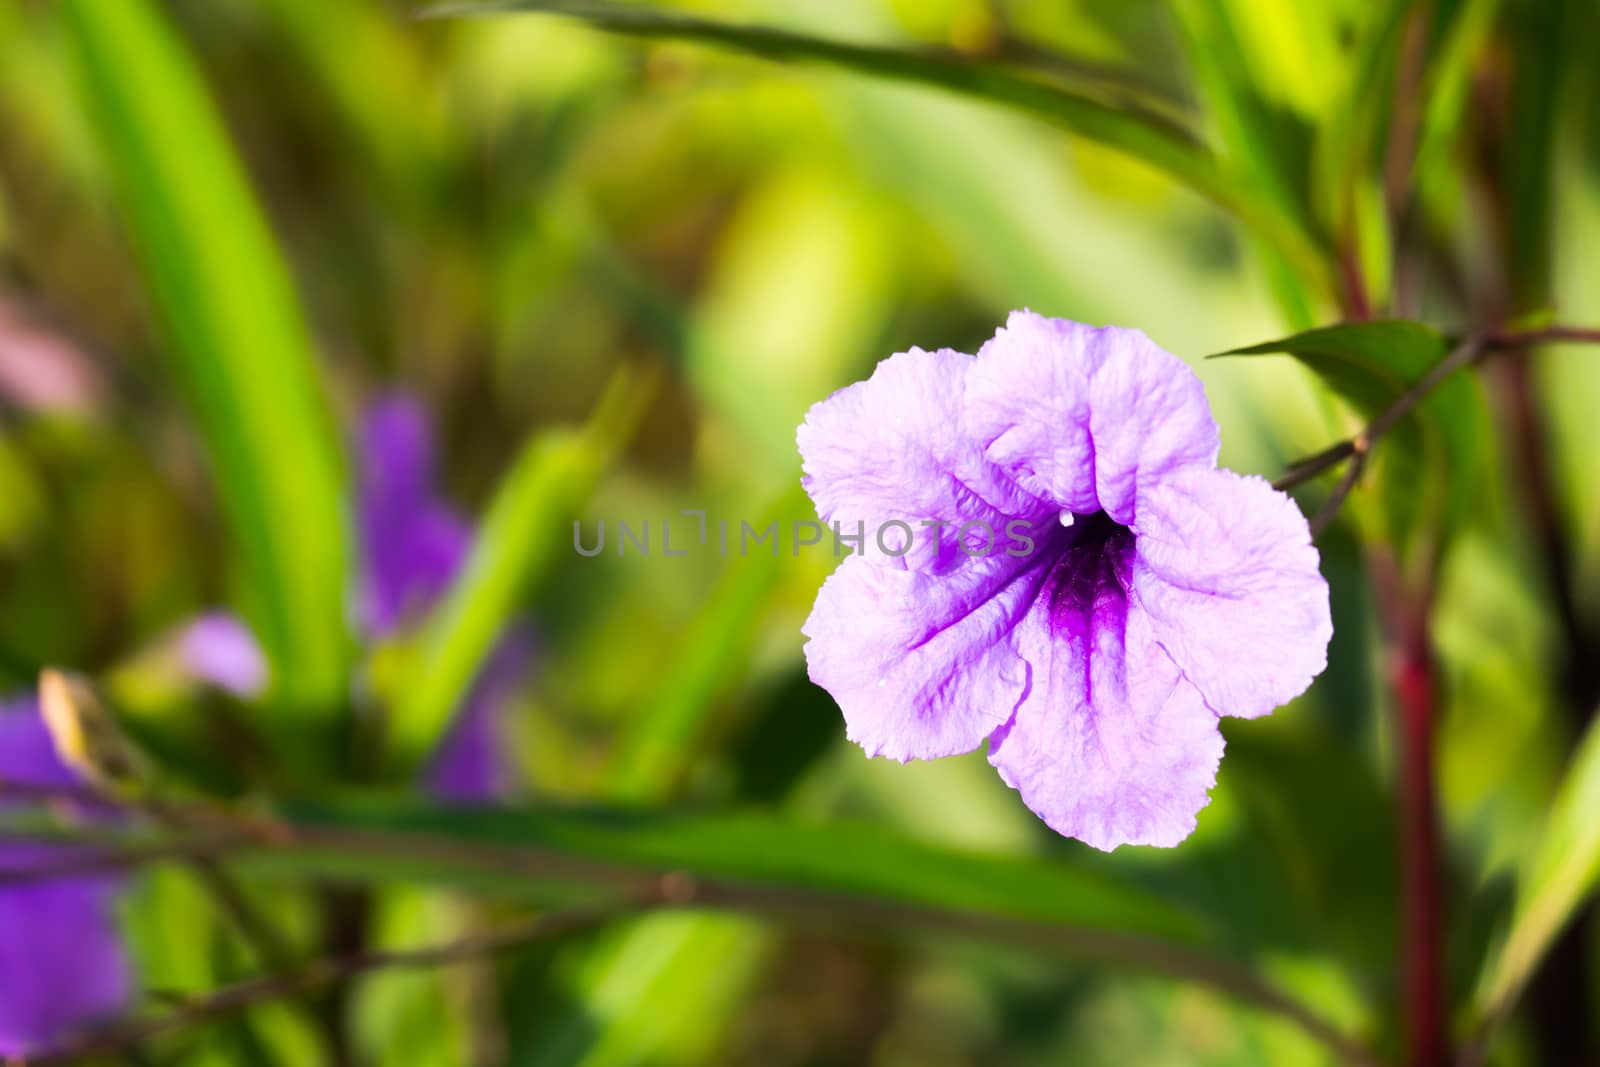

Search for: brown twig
xmin=1 ymin=776 xmax=298 ymax=968
xmin=1485 ymin=324 xmax=1600 ymax=349
xmin=1309 ymin=438 xmax=1371 ymax=537
xmin=1277 ymin=337 xmax=1484 ymax=535
xmin=7 ymin=900 xmax=641 ymax=1066
xmin=1273 ymin=320 xmax=1600 ymax=508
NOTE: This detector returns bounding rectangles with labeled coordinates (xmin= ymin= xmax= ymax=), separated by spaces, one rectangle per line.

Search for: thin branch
xmin=1274 ymin=439 xmax=1359 ymax=492
xmin=1277 ymin=336 xmax=1484 ymax=533
xmin=8 ymin=900 xmax=641 ymax=1066
xmin=1 ymin=776 xmax=297 ymax=967
xmin=1310 ymin=441 xmax=1370 ymax=538
xmin=1275 ymin=320 xmax=1600 ymax=507
xmin=0 ymin=837 xmax=245 ymax=886
xmin=1485 ymin=324 xmax=1600 ymax=348
xmin=0 ymin=777 xmax=289 ymax=841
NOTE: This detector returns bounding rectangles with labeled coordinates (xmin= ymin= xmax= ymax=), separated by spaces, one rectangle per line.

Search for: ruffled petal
xmin=799 ymin=347 xmax=1048 ymax=570
xmin=988 ymin=562 xmax=1223 ymax=851
xmin=1131 ymin=468 xmax=1332 ymax=719
xmin=965 ymin=312 xmax=1219 ymax=525
xmin=801 ymin=552 xmax=1051 ymax=761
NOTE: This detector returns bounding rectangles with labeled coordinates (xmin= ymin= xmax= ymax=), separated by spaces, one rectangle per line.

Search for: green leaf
xmin=62 ymin=0 xmax=350 ymax=714
xmin=425 ymin=0 xmax=1329 ymax=294
xmin=219 ymin=799 xmax=1365 ymax=1058
xmin=1216 ymin=319 xmax=1449 ymax=400
xmin=1474 ymin=707 xmax=1600 ymax=1034
xmin=1309 ymin=1 xmax=1409 ymax=308
xmin=1214 ymin=320 xmax=1484 ymax=546
xmin=1502 ymin=0 xmax=1579 ymax=306
xmin=390 ymin=367 xmax=656 ymax=769
xmin=265 ymin=800 xmax=1201 ymax=946
xmin=2 ymin=796 xmax=1368 ymax=1059
xmin=1411 ymin=0 xmax=1502 ymax=211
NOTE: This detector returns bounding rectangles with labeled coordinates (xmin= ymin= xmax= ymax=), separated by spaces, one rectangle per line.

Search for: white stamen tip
xmin=1059 ymin=511 xmax=1076 ymax=528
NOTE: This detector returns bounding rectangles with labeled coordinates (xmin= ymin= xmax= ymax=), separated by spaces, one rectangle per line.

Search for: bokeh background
xmin=2 ymin=1 xmax=1599 ymax=1064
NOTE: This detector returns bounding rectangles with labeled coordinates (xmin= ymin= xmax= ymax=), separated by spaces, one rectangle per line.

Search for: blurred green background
xmin=2 ymin=0 xmax=1599 ymax=1064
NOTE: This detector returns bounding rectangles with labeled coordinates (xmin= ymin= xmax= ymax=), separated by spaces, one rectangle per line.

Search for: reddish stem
xmin=1395 ymin=621 xmax=1447 ymax=1067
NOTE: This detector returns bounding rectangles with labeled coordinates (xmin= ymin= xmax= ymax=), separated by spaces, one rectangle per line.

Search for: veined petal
xmin=988 ymin=549 xmax=1223 ymax=851
xmin=801 ymin=551 xmax=1050 ymax=761
xmin=799 ymin=347 xmax=1047 ymax=570
xmin=1132 ymin=469 xmax=1332 ymax=719
xmin=965 ymin=312 xmax=1219 ymax=525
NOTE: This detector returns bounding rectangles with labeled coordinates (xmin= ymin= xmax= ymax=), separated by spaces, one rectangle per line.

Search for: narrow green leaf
xmin=2 ymin=799 xmax=1368 ymax=1059
xmin=63 ymin=0 xmax=350 ymax=713
xmin=1309 ymin=1 xmax=1409 ymax=308
xmin=1411 ymin=0 xmax=1502 ymax=211
xmin=1475 ymin=708 xmax=1600 ymax=1031
xmin=224 ymin=800 xmax=1367 ymax=1058
xmin=264 ymin=801 xmax=1207 ymax=947
xmin=390 ymin=367 xmax=656 ymax=769
xmin=1216 ymin=320 xmax=1451 ymax=391
xmin=604 ymin=486 xmax=809 ymax=801
xmin=1503 ymin=0 xmax=1579 ymax=306
xmin=425 ymin=0 xmax=1329 ymax=294
xmin=1168 ymin=0 xmax=1322 ymax=324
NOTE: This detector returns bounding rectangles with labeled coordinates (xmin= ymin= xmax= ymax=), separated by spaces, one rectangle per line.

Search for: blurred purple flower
xmin=356 ymin=396 xmax=472 ymax=638
xmin=356 ymin=393 xmax=529 ymax=800
xmin=178 ymin=612 xmax=269 ymax=699
xmin=0 ymin=299 xmax=106 ymax=416
xmin=0 ymin=698 xmax=131 ymax=1056
xmin=424 ymin=629 xmax=536 ymax=803
xmin=798 ymin=312 xmax=1332 ymax=850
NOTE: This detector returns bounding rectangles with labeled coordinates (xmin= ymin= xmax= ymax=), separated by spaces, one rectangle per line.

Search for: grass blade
xmin=63 ymin=0 xmax=350 ymax=714
xmin=390 ymin=367 xmax=656 ymax=768
xmin=1473 ymin=708 xmax=1600 ymax=1039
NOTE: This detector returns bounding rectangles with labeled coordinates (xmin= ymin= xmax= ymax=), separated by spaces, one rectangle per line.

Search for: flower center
xmin=1043 ymin=510 xmax=1135 ymax=632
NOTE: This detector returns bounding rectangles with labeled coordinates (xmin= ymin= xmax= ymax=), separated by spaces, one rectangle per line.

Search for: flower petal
xmin=988 ymin=574 xmax=1223 ymax=851
xmin=0 ymin=878 xmax=131 ymax=1056
xmin=1131 ymin=469 xmax=1332 ymax=719
xmin=965 ymin=312 xmax=1219 ymax=525
xmin=802 ymin=551 xmax=1050 ymax=761
xmin=178 ymin=612 xmax=269 ymax=698
xmin=0 ymin=699 xmax=130 ymax=1054
xmin=799 ymin=347 xmax=1047 ymax=569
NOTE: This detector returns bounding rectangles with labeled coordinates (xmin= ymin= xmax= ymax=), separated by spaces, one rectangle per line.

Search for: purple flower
xmin=178 ymin=612 xmax=269 ymax=698
xmin=424 ymin=628 xmax=536 ymax=803
xmin=356 ymin=396 xmax=473 ymax=639
xmin=0 ymin=698 xmax=131 ymax=1055
xmin=798 ymin=312 xmax=1332 ymax=850
xmin=356 ymin=393 xmax=527 ymax=800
